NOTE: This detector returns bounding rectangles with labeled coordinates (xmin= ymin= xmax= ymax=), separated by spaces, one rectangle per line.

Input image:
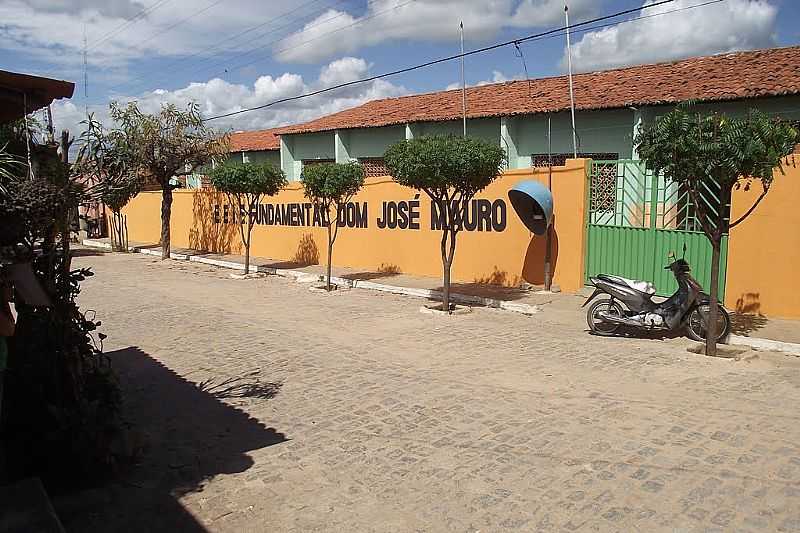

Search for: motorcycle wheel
xmin=587 ymin=298 xmax=625 ymax=336
xmin=686 ymin=303 xmax=731 ymax=343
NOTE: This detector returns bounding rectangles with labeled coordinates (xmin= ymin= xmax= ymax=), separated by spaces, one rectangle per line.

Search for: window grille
xmin=359 ymin=157 xmax=390 ymax=177
xmin=531 ymin=152 xmax=619 ymax=168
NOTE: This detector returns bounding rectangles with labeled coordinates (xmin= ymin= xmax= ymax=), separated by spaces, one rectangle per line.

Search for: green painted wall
xmin=414 ymin=118 xmax=501 ymax=145
xmin=278 ymin=95 xmax=800 ymax=181
xmin=652 ymin=94 xmax=800 ymax=121
xmin=515 ymin=109 xmax=634 ymax=165
xmin=292 ymin=132 xmax=334 ymax=161
xmin=243 ymin=150 xmax=281 ymax=167
xmin=345 ymin=126 xmax=405 ymax=158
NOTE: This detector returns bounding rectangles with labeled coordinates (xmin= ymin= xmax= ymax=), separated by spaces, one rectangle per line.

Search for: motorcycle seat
xmin=597 ymin=274 xmax=657 ymax=295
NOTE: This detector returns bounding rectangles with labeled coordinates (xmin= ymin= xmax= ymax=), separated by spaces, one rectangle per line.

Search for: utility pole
xmin=460 ymin=21 xmax=467 ymax=137
xmin=545 ymin=115 xmax=554 ymax=292
xmin=564 ymin=4 xmax=578 ymax=158
xmin=83 ymin=23 xmax=89 ymax=118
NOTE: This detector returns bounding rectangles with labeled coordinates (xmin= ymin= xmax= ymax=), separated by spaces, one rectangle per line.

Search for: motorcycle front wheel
xmin=587 ymin=298 xmax=625 ymax=336
xmin=686 ymin=303 xmax=731 ymax=343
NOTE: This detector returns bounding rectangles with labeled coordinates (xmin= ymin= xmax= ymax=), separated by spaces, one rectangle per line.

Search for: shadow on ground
xmin=54 ymin=347 xmax=286 ymax=533
xmin=71 ymin=247 xmax=110 ymax=257
xmin=431 ymin=282 xmax=531 ymax=302
xmin=730 ymin=313 xmax=769 ymax=336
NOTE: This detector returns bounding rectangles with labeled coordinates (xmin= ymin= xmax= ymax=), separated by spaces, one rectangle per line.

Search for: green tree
xmin=210 ymin=161 xmax=287 ymax=274
xmin=73 ymin=115 xmax=141 ymax=251
xmin=384 ymin=135 xmax=506 ymax=313
xmin=636 ymin=105 xmax=797 ymax=356
xmin=301 ymin=162 xmax=365 ymax=291
xmin=107 ymin=101 xmax=229 ymax=259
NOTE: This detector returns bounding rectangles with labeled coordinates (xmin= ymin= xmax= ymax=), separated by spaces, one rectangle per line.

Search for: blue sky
xmin=2 ymin=0 xmax=798 ymax=134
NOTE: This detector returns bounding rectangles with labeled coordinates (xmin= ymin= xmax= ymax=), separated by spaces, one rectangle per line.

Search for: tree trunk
xmin=326 ymin=222 xmax=333 ymax=291
xmin=160 ymin=186 xmax=173 ymax=260
xmin=442 ymin=255 xmax=451 ymax=313
xmin=244 ymin=224 xmax=252 ymax=275
xmin=705 ymin=239 xmax=722 ymax=356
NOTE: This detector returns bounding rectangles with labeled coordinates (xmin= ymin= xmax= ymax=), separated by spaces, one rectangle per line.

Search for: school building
xmin=123 ymin=46 xmax=800 ymax=318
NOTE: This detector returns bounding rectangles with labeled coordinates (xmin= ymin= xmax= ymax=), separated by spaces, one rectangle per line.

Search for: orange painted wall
xmin=725 ymin=162 xmax=800 ymax=318
xmin=122 ymin=160 xmax=590 ymax=293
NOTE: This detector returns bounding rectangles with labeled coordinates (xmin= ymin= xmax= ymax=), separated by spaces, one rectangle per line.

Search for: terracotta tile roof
xmin=281 ymin=46 xmax=800 ymax=135
xmin=229 ymin=127 xmax=284 ymax=152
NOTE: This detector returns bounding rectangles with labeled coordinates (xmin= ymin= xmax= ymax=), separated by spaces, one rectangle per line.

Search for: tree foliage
xmin=210 ymin=161 xmax=286 ymax=197
xmin=107 ymin=101 xmax=229 ymax=258
xmin=635 ymin=104 xmax=798 ymax=355
xmin=636 ymin=105 xmax=798 ymax=236
xmin=385 ymin=135 xmax=507 ymax=200
xmin=73 ymin=114 xmax=141 ymax=214
xmin=384 ymin=135 xmax=506 ymax=312
xmin=301 ymin=161 xmax=365 ymax=203
xmin=301 ymin=162 xmax=365 ymax=290
xmin=0 ymin=116 xmax=122 ymax=484
xmin=210 ymin=161 xmax=287 ymax=273
xmin=108 ymin=101 xmax=228 ymax=186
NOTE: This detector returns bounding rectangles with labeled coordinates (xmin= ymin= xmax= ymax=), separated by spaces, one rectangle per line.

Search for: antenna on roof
xmin=564 ymin=3 xmax=578 ymax=158
xmin=460 ymin=21 xmax=467 ymax=137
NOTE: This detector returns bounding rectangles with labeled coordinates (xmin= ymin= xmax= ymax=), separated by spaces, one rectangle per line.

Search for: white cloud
xmin=445 ymin=69 xmax=520 ymax=90
xmin=50 ymin=56 xmax=408 ymax=140
xmin=0 ymin=0 xmax=315 ymax=69
xmin=510 ymin=0 xmax=597 ymax=27
xmin=318 ymin=57 xmax=372 ymax=87
xmin=275 ymin=0 xmax=597 ymax=63
xmin=564 ymin=0 xmax=778 ymax=73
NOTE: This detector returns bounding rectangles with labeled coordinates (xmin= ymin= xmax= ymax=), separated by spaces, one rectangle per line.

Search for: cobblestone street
xmin=67 ymin=251 xmax=800 ymax=532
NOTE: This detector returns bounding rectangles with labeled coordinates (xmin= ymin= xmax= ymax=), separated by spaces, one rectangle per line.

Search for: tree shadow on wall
xmin=731 ymin=292 xmax=769 ymax=335
xmin=260 ymin=233 xmax=320 ymax=269
xmin=55 ymin=347 xmax=287 ymax=533
xmin=341 ymin=263 xmax=402 ymax=281
xmin=521 ymin=229 xmax=559 ymax=286
xmin=433 ymin=228 xmax=560 ymax=303
xmin=188 ymin=191 xmax=238 ymax=255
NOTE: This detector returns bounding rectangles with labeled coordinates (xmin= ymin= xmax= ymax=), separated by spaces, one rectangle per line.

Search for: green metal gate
xmin=585 ymin=160 xmax=728 ymax=298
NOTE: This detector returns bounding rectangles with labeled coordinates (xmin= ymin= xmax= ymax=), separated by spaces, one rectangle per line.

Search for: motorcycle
xmin=583 ymin=254 xmax=731 ymax=342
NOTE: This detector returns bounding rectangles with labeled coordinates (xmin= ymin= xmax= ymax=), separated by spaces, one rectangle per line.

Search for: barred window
xmin=359 ymin=157 xmax=390 ymax=178
xmin=531 ymin=152 xmax=619 ymax=168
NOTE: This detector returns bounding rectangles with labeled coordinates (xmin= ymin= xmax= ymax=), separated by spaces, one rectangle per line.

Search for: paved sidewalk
xmin=81 ymin=239 xmax=800 ymax=345
xmin=61 ymin=251 xmax=800 ymax=532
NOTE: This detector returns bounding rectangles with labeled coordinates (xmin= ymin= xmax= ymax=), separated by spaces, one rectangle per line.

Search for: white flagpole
xmin=460 ymin=21 xmax=467 ymax=137
xmin=564 ymin=4 xmax=578 ymax=158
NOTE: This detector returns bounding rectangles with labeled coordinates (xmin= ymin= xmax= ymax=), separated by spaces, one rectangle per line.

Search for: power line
xmin=103 ymin=0 xmax=413 ymax=102
xmin=204 ymin=0 xmax=714 ymax=122
xmin=137 ymin=0 xmax=226 ymax=46
xmin=219 ymin=0 xmax=418 ymax=79
xmin=91 ymin=0 xmax=345 ymax=102
xmin=88 ymin=0 xmax=174 ymax=51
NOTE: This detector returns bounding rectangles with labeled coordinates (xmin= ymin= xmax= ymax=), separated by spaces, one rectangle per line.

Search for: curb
xmin=729 ymin=335 xmax=800 ymax=357
xmin=81 ymin=240 xmax=541 ymax=316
